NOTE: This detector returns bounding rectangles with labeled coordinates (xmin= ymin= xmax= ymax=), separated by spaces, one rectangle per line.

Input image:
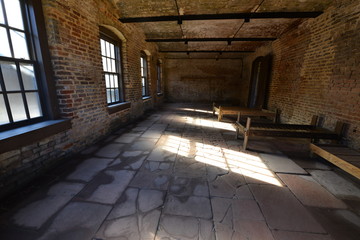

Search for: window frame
xmin=156 ymin=60 xmax=162 ymax=94
xmin=140 ymin=53 xmax=149 ymax=97
xmin=0 ymin=0 xmax=57 ymax=132
xmin=100 ymin=29 xmax=125 ymax=106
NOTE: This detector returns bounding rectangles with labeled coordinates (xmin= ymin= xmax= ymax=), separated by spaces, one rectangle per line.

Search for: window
xmin=140 ymin=54 xmax=148 ymax=97
xmin=0 ymin=0 xmax=48 ymax=131
xmin=100 ymin=31 xmax=124 ymax=105
xmin=157 ymin=61 xmax=162 ymax=94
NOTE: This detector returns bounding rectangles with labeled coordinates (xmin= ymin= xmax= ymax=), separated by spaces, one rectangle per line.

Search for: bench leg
xmin=243 ymin=133 xmax=249 ymax=150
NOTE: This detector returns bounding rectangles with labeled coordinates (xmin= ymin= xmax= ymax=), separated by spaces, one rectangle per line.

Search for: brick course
xmin=0 ymin=0 xmax=162 ymax=198
xmin=244 ymin=1 xmax=360 ymax=149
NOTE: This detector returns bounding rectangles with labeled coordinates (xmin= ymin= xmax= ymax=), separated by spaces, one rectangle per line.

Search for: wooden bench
xmin=212 ymin=102 xmax=277 ymax=122
xmin=310 ymin=143 xmax=360 ymax=180
xmin=235 ymin=116 xmax=342 ymax=150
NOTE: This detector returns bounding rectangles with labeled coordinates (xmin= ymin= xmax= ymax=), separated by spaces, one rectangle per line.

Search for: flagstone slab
xmin=142 ymin=161 xmax=173 ymax=174
xmin=114 ymin=135 xmax=138 ymax=144
xmin=129 ymin=171 xmax=170 ymax=190
xmin=308 ymin=208 xmax=360 ymax=240
xmin=95 ymin=143 xmax=124 ymax=158
xmin=208 ymin=171 xmax=246 ymax=198
xmin=309 ymin=170 xmax=360 ymax=200
xmin=13 ymin=182 xmax=84 ymax=229
xmin=260 ymin=153 xmax=307 ymax=174
xmin=174 ymin=156 xmax=207 ymax=178
xmin=272 ymin=230 xmax=333 ymax=240
xmin=250 ymin=184 xmax=326 ymax=233
xmin=38 ymin=202 xmax=111 ymax=240
xmin=164 ymin=195 xmax=212 ymax=219
xmin=169 ymin=177 xmax=208 ymax=197
xmin=156 ymin=215 xmax=214 ymax=240
xmin=97 ymin=215 xmax=140 ymax=239
xmin=108 ymin=188 xmax=138 ymax=219
xmin=138 ymin=189 xmax=165 ymax=212
xmin=233 ymin=219 xmax=274 ymax=240
xmin=278 ymin=173 xmax=347 ymax=209
xmin=86 ymin=170 xmax=135 ymax=204
xmin=67 ymin=157 xmax=112 ymax=182
xmin=129 ymin=139 xmax=158 ymax=151
xmin=147 ymin=146 xmax=177 ymax=162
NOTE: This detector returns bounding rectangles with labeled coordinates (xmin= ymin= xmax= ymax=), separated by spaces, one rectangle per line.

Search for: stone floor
xmin=1 ymin=103 xmax=360 ymax=240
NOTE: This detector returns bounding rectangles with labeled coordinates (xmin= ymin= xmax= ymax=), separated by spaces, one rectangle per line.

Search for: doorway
xmin=248 ymin=55 xmax=272 ymax=109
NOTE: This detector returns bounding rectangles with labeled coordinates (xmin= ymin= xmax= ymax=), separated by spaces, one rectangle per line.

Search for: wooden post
xmin=332 ymin=121 xmax=344 ymax=144
xmin=310 ymin=115 xmax=318 ymax=126
xmin=235 ymin=123 xmax=239 ymax=139
xmin=237 ymin=112 xmax=241 ymax=122
xmin=212 ymin=102 xmax=216 ymax=116
xmin=274 ymin=109 xmax=279 ymax=123
xmin=243 ymin=117 xmax=251 ymax=150
xmin=218 ymin=106 xmax=222 ymax=121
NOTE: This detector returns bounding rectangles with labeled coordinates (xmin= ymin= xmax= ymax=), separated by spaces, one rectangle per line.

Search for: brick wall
xmin=164 ymin=58 xmax=244 ymax=103
xmin=243 ymin=1 xmax=360 ymax=149
xmin=0 ymin=0 xmax=161 ymax=198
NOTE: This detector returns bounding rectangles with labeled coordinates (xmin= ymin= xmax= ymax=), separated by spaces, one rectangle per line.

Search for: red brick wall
xmin=0 ymin=0 xmax=162 ymax=198
xmin=244 ymin=1 xmax=360 ymax=149
xmin=165 ymin=58 xmax=244 ymax=103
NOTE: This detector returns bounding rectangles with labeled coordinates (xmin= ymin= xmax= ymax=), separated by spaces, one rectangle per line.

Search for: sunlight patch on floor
xmin=162 ymin=134 xmax=283 ymax=187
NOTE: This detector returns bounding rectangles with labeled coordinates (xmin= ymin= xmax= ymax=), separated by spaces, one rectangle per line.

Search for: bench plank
xmin=310 ymin=143 xmax=360 ymax=180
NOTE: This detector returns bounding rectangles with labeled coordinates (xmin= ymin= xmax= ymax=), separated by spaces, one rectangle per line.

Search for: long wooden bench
xmin=212 ymin=102 xmax=277 ymax=122
xmin=235 ymin=116 xmax=342 ymax=150
xmin=310 ymin=143 xmax=360 ymax=180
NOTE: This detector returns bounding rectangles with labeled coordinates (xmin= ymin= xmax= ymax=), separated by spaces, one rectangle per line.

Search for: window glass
xmin=0 ymin=3 xmax=4 ymax=24
xmin=8 ymin=93 xmax=27 ymax=121
xmin=0 ymin=94 xmax=9 ymax=124
xmin=10 ymin=30 xmax=29 ymax=59
xmin=1 ymin=62 xmax=21 ymax=91
xmin=4 ymin=0 xmax=24 ymax=30
xmin=100 ymin=34 xmax=124 ymax=105
xmin=0 ymin=0 xmax=48 ymax=130
xmin=0 ymin=27 xmax=12 ymax=57
xmin=20 ymin=64 xmax=38 ymax=90
xmin=26 ymin=92 xmax=42 ymax=118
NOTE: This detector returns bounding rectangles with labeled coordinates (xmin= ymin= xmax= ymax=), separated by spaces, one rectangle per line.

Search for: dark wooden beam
xmin=119 ymin=12 xmax=323 ymax=23
xmin=160 ymin=50 xmax=255 ymax=53
xmin=147 ymin=38 xmax=276 ymax=42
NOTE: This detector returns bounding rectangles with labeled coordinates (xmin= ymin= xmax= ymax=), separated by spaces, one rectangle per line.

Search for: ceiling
xmin=113 ymin=0 xmax=333 ymax=58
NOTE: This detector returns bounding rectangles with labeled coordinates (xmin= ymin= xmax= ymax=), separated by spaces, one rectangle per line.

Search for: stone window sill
xmin=142 ymin=96 xmax=152 ymax=101
xmin=107 ymin=102 xmax=131 ymax=114
xmin=0 ymin=119 xmax=72 ymax=154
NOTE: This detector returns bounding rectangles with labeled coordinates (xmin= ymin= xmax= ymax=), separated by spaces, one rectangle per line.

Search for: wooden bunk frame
xmin=235 ymin=116 xmax=343 ymax=150
xmin=310 ymin=143 xmax=360 ymax=179
xmin=212 ymin=102 xmax=277 ymax=122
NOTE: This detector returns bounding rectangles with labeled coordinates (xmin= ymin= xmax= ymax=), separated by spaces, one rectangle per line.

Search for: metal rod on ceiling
xmin=119 ymin=12 xmax=322 ymax=23
xmin=159 ymin=50 xmax=255 ymax=53
xmin=146 ymin=38 xmax=276 ymax=42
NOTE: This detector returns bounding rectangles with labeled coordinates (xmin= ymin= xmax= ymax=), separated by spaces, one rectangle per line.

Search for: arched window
xmin=99 ymin=27 xmax=124 ymax=105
